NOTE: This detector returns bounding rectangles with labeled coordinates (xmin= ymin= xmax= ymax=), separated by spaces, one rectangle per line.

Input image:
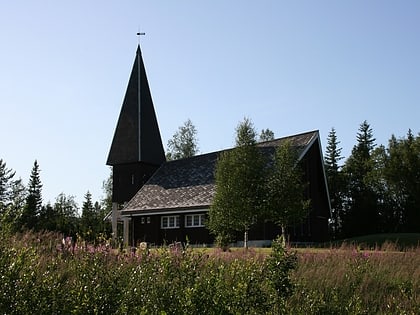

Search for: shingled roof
xmin=121 ymin=130 xmax=319 ymax=215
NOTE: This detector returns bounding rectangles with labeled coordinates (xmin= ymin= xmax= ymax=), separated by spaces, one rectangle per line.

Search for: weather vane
xmin=137 ymin=31 xmax=145 ymax=45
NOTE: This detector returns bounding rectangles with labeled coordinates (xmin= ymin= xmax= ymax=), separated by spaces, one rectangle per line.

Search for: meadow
xmin=0 ymin=231 xmax=419 ymax=314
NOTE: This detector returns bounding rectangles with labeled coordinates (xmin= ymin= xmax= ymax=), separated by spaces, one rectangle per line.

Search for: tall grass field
xmin=0 ymin=231 xmax=419 ymax=314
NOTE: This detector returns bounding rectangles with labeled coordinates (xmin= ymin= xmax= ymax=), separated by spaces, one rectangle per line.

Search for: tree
xmin=38 ymin=193 xmax=79 ymax=235
xmin=0 ymin=159 xmax=16 ymax=214
xmin=81 ymin=191 xmax=97 ymax=241
xmin=259 ymin=128 xmax=275 ymax=142
xmin=265 ymin=140 xmax=310 ymax=239
xmin=342 ymin=121 xmax=379 ymax=236
xmin=99 ymin=170 xmax=113 ymax=238
xmin=1 ymin=178 xmax=26 ymax=232
xmin=19 ymin=160 xmax=43 ymax=230
xmin=38 ymin=203 xmax=58 ymax=232
xmin=208 ymin=118 xmax=267 ymax=248
xmin=166 ymin=119 xmax=199 ymax=160
xmin=324 ymin=128 xmax=345 ymax=238
xmin=102 ymin=169 xmax=112 ymax=214
xmin=383 ymin=130 xmax=420 ymax=232
xmin=53 ymin=193 xmax=78 ymax=235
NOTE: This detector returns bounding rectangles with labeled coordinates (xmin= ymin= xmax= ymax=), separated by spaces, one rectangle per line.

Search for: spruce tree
xmin=20 ymin=160 xmax=42 ymax=230
xmin=81 ymin=191 xmax=95 ymax=241
xmin=324 ymin=128 xmax=345 ymax=238
xmin=342 ymin=121 xmax=379 ymax=236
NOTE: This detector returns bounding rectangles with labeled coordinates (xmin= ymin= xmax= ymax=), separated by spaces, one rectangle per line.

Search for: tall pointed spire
xmin=107 ymin=45 xmax=165 ymax=166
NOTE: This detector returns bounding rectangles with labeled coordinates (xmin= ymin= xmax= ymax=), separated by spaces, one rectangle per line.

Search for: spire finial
xmin=137 ymin=31 xmax=145 ymax=45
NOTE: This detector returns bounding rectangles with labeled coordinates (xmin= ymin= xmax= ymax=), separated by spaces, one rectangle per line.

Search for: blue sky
xmin=1 ymin=1 xmax=419 ymax=207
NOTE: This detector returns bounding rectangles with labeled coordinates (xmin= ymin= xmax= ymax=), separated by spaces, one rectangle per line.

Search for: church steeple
xmin=107 ymin=45 xmax=166 ymax=203
xmin=107 ymin=45 xmax=165 ymax=166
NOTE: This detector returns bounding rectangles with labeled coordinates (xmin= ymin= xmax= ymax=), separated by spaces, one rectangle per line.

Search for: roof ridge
xmin=165 ymin=130 xmax=320 ymax=164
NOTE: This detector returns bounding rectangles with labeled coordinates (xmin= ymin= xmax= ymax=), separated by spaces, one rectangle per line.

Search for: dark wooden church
xmin=107 ymin=45 xmax=331 ymax=247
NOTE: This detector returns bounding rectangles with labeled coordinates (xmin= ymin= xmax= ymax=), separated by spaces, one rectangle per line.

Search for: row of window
xmin=161 ymin=214 xmax=206 ymax=229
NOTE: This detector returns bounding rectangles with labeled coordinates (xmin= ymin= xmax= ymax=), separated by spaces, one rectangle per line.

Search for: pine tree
xmin=20 ymin=160 xmax=42 ymax=230
xmin=324 ymin=128 xmax=345 ymax=238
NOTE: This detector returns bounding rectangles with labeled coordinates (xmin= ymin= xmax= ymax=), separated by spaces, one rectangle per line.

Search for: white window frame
xmin=161 ymin=215 xmax=180 ymax=229
xmin=185 ymin=214 xmax=206 ymax=228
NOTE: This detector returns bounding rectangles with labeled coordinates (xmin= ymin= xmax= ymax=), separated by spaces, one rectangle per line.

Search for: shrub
xmin=0 ymin=232 xmax=298 ymax=314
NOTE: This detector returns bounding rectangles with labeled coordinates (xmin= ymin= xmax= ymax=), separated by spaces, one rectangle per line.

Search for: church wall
xmin=132 ymin=212 xmax=213 ymax=246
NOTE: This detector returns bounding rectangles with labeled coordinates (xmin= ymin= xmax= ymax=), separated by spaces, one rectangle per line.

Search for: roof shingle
xmin=122 ymin=130 xmax=318 ymax=215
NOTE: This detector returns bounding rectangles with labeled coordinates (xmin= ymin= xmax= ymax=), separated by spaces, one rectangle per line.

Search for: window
xmin=185 ymin=214 xmax=206 ymax=227
xmin=161 ymin=215 xmax=180 ymax=229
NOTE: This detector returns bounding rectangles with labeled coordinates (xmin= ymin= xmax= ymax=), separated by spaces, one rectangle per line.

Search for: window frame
xmin=161 ymin=215 xmax=180 ymax=229
xmin=185 ymin=214 xmax=206 ymax=228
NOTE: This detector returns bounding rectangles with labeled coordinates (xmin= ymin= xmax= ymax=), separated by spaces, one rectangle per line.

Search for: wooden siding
xmin=112 ymin=162 xmax=159 ymax=203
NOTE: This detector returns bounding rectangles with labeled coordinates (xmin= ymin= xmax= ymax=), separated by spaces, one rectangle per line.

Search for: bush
xmin=0 ymin=232 xmax=297 ymax=314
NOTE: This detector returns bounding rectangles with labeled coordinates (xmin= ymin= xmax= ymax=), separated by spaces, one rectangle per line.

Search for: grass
xmin=327 ymin=233 xmax=420 ymax=250
xmin=288 ymin=244 xmax=420 ymax=314
xmin=1 ymin=231 xmax=419 ymax=314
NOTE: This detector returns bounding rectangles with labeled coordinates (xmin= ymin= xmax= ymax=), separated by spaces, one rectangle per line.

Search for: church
xmin=107 ymin=45 xmax=331 ymax=247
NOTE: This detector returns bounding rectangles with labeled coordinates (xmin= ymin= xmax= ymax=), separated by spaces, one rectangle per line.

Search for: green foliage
xmin=0 ymin=158 xmax=16 ymax=212
xmin=335 ymin=122 xmax=420 ymax=236
xmin=235 ymin=117 xmax=257 ymax=147
xmin=2 ymin=231 xmax=418 ymax=314
xmin=265 ymin=141 xmax=310 ymax=235
xmin=210 ymin=119 xmax=310 ymax=247
xmin=38 ymin=193 xmax=79 ymax=235
xmin=342 ymin=121 xmax=380 ymax=236
xmin=265 ymin=235 xmax=298 ymax=306
xmin=166 ymin=118 xmax=199 ymax=160
xmin=19 ymin=160 xmax=43 ymax=230
xmin=259 ymin=128 xmax=275 ymax=142
xmin=0 ymin=159 xmax=111 ymax=241
xmin=209 ymin=118 xmax=267 ymax=247
xmin=383 ymin=130 xmax=420 ymax=232
xmin=324 ymin=128 xmax=345 ymax=238
xmin=0 ymin=231 xmax=300 ymax=315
